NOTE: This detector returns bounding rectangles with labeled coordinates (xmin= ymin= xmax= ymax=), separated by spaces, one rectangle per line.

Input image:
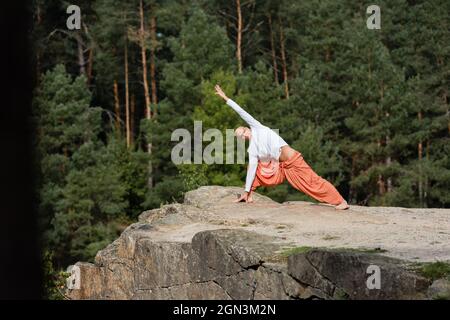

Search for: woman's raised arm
xmin=214 ymin=84 xmax=263 ymax=129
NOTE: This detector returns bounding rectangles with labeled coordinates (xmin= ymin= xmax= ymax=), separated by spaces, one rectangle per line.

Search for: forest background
xmin=30 ymin=0 xmax=449 ymax=298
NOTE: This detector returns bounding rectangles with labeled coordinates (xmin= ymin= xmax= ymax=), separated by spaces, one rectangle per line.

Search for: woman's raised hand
xmin=214 ymin=84 xmax=228 ymax=101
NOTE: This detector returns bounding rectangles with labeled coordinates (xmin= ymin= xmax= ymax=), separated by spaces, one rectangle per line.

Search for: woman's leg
xmin=250 ymin=162 xmax=286 ymax=192
xmin=283 ymin=154 xmax=346 ymax=206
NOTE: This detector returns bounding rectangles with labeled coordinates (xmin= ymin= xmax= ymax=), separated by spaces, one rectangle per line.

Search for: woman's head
xmin=234 ymin=126 xmax=251 ymax=140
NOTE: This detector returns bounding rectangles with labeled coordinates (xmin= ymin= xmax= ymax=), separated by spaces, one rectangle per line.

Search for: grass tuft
xmin=280 ymin=246 xmax=313 ymax=257
xmin=417 ymin=261 xmax=450 ymax=281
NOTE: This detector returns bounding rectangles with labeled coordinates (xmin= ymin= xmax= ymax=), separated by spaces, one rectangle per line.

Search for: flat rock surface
xmin=140 ymin=186 xmax=450 ymax=262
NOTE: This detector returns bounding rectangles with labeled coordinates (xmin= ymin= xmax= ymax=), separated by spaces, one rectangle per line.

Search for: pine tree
xmin=33 ymin=65 xmax=149 ymax=266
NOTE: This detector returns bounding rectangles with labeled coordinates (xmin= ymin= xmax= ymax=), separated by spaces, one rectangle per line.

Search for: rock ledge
xmin=65 ymin=186 xmax=450 ymax=300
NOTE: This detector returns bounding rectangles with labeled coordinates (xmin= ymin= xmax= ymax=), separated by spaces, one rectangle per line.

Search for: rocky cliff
xmin=65 ymin=186 xmax=450 ymax=300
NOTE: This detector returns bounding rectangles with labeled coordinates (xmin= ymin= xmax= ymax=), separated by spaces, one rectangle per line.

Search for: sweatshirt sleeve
xmin=226 ymin=98 xmax=263 ymax=129
xmin=244 ymin=154 xmax=258 ymax=192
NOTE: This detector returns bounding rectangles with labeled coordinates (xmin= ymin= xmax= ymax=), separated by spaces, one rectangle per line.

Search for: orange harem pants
xmin=250 ymin=151 xmax=345 ymax=205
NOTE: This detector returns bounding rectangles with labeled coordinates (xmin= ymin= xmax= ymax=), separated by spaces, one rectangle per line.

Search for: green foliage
xmin=292 ymin=125 xmax=344 ymax=186
xmin=161 ymin=6 xmax=234 ymax=108
xmin=259 ymin=183 xmax=291 ymax=203
xmin=280 ymin=246 xmax=313 ymax=257
xmin=42 ymin=250 xmax=70 ymax=300
xmin=178 ymin=164 xmax=209 ymax=191
xmin=417 ymin=261 xmax=450 ymax=281
xmin=143 ymin=175 xmax=186 ymax=208
xmin=103 ymin=135 xmax=150 ymax=219
xmin=34 ymin=65 xmax=149 ymax=266
xmin=333 ymin=288 xmax=350 ymax=300
xmin=194 ymin=70 xmax=241 ymax=130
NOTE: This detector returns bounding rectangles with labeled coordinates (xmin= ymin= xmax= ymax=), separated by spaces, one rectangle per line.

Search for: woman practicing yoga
xmin=214 ymin=84 xmax=350 ymax=210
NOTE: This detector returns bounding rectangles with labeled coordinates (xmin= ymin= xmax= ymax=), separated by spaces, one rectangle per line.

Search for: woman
xmin=214 ymin=84 xmax=349 ymax=210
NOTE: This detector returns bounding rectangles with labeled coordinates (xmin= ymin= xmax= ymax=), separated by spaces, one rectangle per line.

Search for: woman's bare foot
xmin=335 ymin=200 xmax=349 ymax=210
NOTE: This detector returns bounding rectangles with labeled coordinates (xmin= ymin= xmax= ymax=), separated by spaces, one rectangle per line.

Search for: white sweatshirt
xmin=226 ymin=98 xmax=288 ymax=192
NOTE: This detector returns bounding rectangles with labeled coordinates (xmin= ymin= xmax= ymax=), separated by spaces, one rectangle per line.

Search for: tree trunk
xmin=125 ymin=84 xmax=131 ymax=149
xmin=377 ymin=139 xmax=386 ymax=198
xmin=86 ymin=47 xmax=94 ymax=85
xmin=139 ymin=0 xmax=153 ymax=188
xmin=124 ymin=35 xmax=130 ymax=148
xmin=386 ymin=135 xmax=392 ymax=193
xmin=36 ymin=2 xmax=42 ymax=24
xmin=377 ymin=174 xmax=386 ymax=197
xmin=123 ymin=23 xmax=130 ymax=148
xmin=36 ymin=2 xmax=42 ymax=82
xmin=424 ymin=139 xmax=429 ymax=207
xmin=74 ymin=32 xmax=86 ymax=76
xmin=348 ymin=154 xmax=356 ymax=204
xmin=325 ymin=47 xmax=331 ymax=62
xmin=443 ymin=91 xmax=449 ymax=134
xmin=287 ymin=21 xmax=300 ymax=79
xmin=381 ymin=83 xmax=392 ymax=194
xmin=267 ymin=13 xmax=279 ymax=86
xmin=236 ymin=0 xmax=243 ymax=74
xmin=149 ymin=15 xmax=158 ymax=116
xmin=278 ymin=19 xmax=289 ymax=99
xmin=140 ymin=0 xmax=151 ymax=120
xmin=418 ymin=111 xmax=423 ymax=207
xmin=130 ymin=94 xmax=135 ymax=145
xmin=113 ymin=80 xmax=121 ymax=133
